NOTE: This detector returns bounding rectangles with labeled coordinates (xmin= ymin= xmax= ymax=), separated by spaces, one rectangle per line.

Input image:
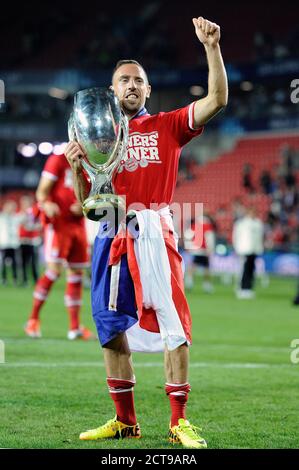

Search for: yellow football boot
xmin=79 ymin=416 xmax=141 ymax=440
xmin=169 ymin=418 xmax=207 ymax=449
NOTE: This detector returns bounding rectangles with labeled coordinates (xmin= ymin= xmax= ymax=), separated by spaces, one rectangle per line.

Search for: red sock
xmin=64 ymin=273 xmax=83 ymax=330
xmin=107 ymin=377 xmax=137 ymax=425
xmin=165 ymin=383 xmax=191 ymax=427
xmin=67 ymin=306 xmax=80 ymax=330
xmin=30 ymin=270 xmax=59 ymax=320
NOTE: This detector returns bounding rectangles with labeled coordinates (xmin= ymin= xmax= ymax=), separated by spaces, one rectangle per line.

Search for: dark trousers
xmin=1 ymin=248 xmax=18 ymax=283
xmin=293 ymin=278 xmax=299 ymax=305
xmin=240 ymin=254 xmax=256 ymax=290
xmin=20 ymin=244 xmax=39 ymax=283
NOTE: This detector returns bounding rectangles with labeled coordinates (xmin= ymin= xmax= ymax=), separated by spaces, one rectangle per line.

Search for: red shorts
xmin=44 ymin=223 xmax=90 ymax=268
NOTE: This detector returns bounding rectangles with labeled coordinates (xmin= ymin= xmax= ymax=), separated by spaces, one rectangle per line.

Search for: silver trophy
xmin=68 ymin=87 xmax=128 ymax=221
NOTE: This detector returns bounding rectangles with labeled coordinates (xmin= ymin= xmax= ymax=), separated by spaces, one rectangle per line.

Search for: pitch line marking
xmin=2 ymin=338 xmax=291 ymax=353
xmin=0 ymin=361 xmax=295 ymax=369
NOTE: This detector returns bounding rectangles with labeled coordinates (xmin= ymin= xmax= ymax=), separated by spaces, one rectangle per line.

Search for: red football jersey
xmin=19 ymin=208 xmax=42 ymax=245
xmin=112 ymin=103 xmax=203 ymax=209
xmin=191 ymin=219 xmax=214 ymax=250
xmin=42 ymin=154 xmax=84 ymax=228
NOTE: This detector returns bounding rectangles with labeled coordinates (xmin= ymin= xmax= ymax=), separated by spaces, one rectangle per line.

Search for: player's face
xmin=111 ymin=64 xmax=151 ymax=118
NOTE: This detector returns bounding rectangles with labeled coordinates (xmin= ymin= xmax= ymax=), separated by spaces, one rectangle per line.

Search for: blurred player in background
xmin=184 ymin=212 xmax=216 ymax=292
xmin=293 ymin=280 xmax=299 ymax=305
xmin=18 ymin=195 xmax=42 ymax=286
xmin=0 ymin=199 xmax=21 ymax=286
xmin=65 ymin=16 xmax=228 ymax=448
xmin=232 ymin=207 xmax=264 ymax=299
xmin=24 ymin=152 xmax=95 ymax=340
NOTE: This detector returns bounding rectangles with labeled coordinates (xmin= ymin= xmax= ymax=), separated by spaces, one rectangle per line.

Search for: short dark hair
xmin=112 ymin=59 xmax=149 ymax=83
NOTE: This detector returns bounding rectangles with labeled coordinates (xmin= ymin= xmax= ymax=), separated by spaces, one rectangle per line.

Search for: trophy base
xmin=83 ymin=194 xmax=125 ymax=222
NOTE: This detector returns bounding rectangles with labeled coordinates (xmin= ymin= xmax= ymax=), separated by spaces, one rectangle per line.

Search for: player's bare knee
xmin=47 ymin=263 xmax=62 ymax=277
xmin=67 ymin=268 xmax=83 ymax=277
xmin=103 ymin=332 xmax=131 ymax=354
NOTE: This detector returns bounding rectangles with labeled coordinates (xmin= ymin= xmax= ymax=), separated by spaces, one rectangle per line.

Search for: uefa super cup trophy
xmin=68 ymin=87 xmax=128 ymax=221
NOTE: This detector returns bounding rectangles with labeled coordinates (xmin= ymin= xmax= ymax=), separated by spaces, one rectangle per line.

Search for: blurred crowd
xmin=228 ymin=83 xmax=296 ymax=122
xmin=2 ymin=3 xmax=176 ymax=70
xmin=1 ymin=144 xmax=298 ymax=288
xmin=253 ymin=29 xmax=299 ymax=61
xmin=241 ymin=145 xmax=299 ymax=251
xmin=0 ymin=94 xmax=70 ymax=121
xmin=74 ymin=7 xmax=176 ymax=70
xmin=1 ymin=4 xmax=298 ymax=126
xmin=177 ymin=151 xmax=198 ymax=184
xmin=176 ymin=144 xmax=299 ymax=251
xmin=182 ymin=207 xmax=265 ymax=299
xmin=1 ymin=2 xmax=298 ymax=70
xmin=0 ymin=80 xmax=295 ymax=126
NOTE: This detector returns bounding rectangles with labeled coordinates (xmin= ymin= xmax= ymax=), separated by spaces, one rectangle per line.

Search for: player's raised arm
xmin=192 ymin=17 xmax=228 ymax=127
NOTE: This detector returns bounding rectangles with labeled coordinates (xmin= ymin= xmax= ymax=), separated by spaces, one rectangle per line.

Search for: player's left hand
xmin=192 ymin=17 xmax=220 ymax=47
xmin=70 ymin=202 xmax=83 ymax=216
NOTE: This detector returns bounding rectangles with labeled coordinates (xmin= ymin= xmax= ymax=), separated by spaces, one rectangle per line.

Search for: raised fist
xmin=192 ymin=17 xmax=220 ymax=47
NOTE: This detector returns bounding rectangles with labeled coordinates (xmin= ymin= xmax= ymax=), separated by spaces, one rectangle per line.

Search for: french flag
xmin=111 ymin=208 xmax=192 ymax=352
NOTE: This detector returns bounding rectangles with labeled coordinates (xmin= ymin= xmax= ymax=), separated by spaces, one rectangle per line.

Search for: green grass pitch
xmin=0 ymin=275 xmax=298 ymax=449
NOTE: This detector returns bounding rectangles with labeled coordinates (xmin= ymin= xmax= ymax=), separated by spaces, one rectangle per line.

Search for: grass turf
xmin=0 ymin=274 xmax=298 ymax=449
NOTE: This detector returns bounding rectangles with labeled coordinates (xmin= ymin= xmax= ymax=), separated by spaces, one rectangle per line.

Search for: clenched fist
xmin=65 ymin=141 xmax=86 ymax=174
xmin=42 ymin=201 xmax=60 ymax=218
xmin=192 ymin=17 xmax=220 ymax=47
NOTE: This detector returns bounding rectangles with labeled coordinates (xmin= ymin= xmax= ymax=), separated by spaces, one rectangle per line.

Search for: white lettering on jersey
xmin=118 ymin=132 xmax=160 ymax=174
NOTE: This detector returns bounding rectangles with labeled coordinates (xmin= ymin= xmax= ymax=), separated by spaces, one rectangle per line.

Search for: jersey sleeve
xmin=42 ymin=154 xmax=65 ymax=181
xmin=161 ymin=102 xmax=204 ymax=147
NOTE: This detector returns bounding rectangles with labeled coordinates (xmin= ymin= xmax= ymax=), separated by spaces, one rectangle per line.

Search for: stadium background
xmin=1 ymin=0 xmax=299 ymax=449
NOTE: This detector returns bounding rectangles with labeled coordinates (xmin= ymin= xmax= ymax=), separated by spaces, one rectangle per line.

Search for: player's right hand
xmin=65 ymin=141 xmax=86 ymax=174
xmin=70 ymin=201 xmax=83 ymax=217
